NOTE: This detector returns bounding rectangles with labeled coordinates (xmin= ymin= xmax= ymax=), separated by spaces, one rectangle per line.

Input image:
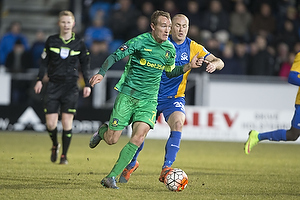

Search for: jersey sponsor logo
xmin=140 ymin=58 xmax=146 ymax=65
xmin=119 ymin=44 xmax=129 ymax=51
xmin=144 ymin=48 xmax=152 ymax=51
xmin=60 ymin=47 xmax=70 ymax=59
xmin=181 ymin=52 xmax=188 ymax=61
xmin=139 ymin=58 xmax=165 ymax=70
xmin=112 ymin=118 xmax=119 ymax=127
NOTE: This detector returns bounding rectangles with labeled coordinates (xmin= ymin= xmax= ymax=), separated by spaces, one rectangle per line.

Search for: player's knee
xmin=105 ymin=135 xmax=119 ymax=145
xmin=173 ymin=120 xmax=184 ymax=131
xmin=105 ymin=141 xmax=115 ymax=145
xmin=46 ymin=123 xmax=57 ymax=131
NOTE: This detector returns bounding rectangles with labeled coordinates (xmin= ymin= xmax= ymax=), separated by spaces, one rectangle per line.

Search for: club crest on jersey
xmin=112 ymin=118 xmax=119 ymax=127
xmin=165 ymin=50 xmax=170 ymax=59
xmin=60 ymin=47 xmax=70 ymax=59
xmin=181 ymin=52 xmax=188 ymax=61
xmin=119 ymin=44 xmax=128 ymax=51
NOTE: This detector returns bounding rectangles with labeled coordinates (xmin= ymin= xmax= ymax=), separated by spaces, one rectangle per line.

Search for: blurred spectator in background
xmin=129 ymin=15 xmax=150 ymax=38
xmin=293 ymin=42 xmax=300 ymax=53
xmin=205 ymin=37 xmax=222 ymax=58
xmin=162 ymin=0 xmax=179 ymax=18
xmin=275 ymin=19 xmax=299 ymax=49
xmin=90 ymin=39 xmax=110 ymax=70
xmin=234 ymin=42 xmax=249 ymax=75
xmin=250 ymin=3 xmax=276 ymax=41
xmin=216 ymin=42 xmax=241 ymax=75
xmin=187 ymin=25 xmax=202 ymax=44
xmin=185 ymin=0 xmax=202 ymax=28
xmin=279 ymin=51 xmax=295 ymax=79
xmin=88 ymin=1 xmax=112 ymax=23
xmin=273 ymin=42 xmax=290 ymax=76
xmin=247 ymin=35 xmax=275 ymax=76
xmin=5 ymin=39 xmax=32 ymax=73
xmin=84 ymin=10 xmax=113 ymax=49
xmin=30 ymin=30 xmax=46 ymax=69
xmin=107 ymin=0 xmax=139 ymax=41
xmin=5 ymin=39 xmax=33 ymax=104
xmin=0 ymin=21 xmax=29 ymax=65
xmin=229 ymin=1 xmax=252 ymax=43
xmin=184 ymin=0 xmax=210 ymax=12
xmin=200 ymin=0 xmax=230 ymax=44
xmin=140 ymin=1 xmax=155 ymax=20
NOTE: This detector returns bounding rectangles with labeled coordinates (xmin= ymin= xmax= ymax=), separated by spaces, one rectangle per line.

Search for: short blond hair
xmin=151 ymin=10 xmax=171 ymax=26
xmin=59 ymin=10 xmax=75 ymax=21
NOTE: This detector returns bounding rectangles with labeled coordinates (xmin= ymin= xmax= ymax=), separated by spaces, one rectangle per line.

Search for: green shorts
xmin=109 ymin=92 xmax=157 ymax=131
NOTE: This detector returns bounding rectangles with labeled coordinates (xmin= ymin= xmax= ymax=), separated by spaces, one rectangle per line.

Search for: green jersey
xmin=98 ymin=32 xmax=176 ymax=100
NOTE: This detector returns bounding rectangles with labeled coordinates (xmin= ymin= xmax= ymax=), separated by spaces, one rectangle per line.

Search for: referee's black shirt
xmin=37 ymin=33 xmax=90 ymax=86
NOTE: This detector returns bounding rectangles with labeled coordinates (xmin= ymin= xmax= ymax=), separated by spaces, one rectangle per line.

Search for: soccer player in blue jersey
xmin=245 ymin=51 xmax=300 ymax=154
xmin=119 ymin=14 xmax=224 ymax=183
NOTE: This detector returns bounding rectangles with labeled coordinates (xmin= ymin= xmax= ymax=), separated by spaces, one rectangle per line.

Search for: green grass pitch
xmin=1 ymin=131 xmax=300 ymax=200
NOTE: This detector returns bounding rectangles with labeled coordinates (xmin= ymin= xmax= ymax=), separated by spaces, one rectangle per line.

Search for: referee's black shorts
xmin=44 ymin=81 xmax=79 ymax=115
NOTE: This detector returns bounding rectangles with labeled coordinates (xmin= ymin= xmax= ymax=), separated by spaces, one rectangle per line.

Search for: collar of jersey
xmin=60 ymin=32 xmax=75 ymax=44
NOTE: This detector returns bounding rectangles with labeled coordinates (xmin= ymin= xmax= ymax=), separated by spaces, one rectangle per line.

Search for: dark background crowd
xmin=75 ymin=0 xmax=300 ymax=78
xmin=1 ymin=0 xmax=300 ymax=106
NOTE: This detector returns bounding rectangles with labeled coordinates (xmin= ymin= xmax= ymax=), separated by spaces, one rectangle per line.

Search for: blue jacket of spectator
xmin=0 ymin=33 xmax=29 ymax=65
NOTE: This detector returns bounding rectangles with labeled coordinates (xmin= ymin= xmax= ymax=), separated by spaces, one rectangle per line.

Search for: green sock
xmin=99 ymin=124 xmax=108 ymax=140
xmin=107 ymin=142 xmax=139 ymax=178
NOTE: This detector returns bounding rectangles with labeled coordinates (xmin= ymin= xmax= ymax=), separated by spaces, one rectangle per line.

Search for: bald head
xmin=172 ymin=14 xmax=189 ymax=25
xmin=171 ymin=14 xmax=189 ymax=44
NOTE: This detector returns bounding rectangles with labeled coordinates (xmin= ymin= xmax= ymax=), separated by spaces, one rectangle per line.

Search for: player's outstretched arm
xmin=166 ymin=53 xmax=202 ymax=78
xmin=89 ymin=74 xmax=104 ymax=87
xmin=205 ymin=54 xmax=224 ymax=73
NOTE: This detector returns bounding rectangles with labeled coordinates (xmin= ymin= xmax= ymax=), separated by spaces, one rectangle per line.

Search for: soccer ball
xmin=164 ymin=168 xmax=188 ymax=192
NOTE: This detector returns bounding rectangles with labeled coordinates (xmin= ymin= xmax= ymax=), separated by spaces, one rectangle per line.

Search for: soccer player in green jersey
xmin=89 ymin=10 xmax=202 ymax=189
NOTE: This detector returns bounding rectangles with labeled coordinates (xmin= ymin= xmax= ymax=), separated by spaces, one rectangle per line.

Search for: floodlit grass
xmin=1 ymin=131 xmax=300 ymax=200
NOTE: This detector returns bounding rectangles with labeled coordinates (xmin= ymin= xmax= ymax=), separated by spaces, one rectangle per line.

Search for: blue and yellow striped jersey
xmin=290 ymin=52 xmax=300 ymax=105
xmin=158 ymin=35 xmax=210 ymax=99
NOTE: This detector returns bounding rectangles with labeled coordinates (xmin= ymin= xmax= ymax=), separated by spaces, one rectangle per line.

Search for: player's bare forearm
xmin=210 ymin=58 xmax=224 ymax=71
xmin=205 ymin=57 xmax=224 ymax=73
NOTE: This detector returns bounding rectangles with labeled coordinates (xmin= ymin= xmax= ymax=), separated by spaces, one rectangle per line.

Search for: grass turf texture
xmin=1 ymin=132 xmax=300 ymax=200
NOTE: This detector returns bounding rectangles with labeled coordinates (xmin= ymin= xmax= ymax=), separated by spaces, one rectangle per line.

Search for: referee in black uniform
xmin=34 ymin=10 xmax=91 ymax=164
